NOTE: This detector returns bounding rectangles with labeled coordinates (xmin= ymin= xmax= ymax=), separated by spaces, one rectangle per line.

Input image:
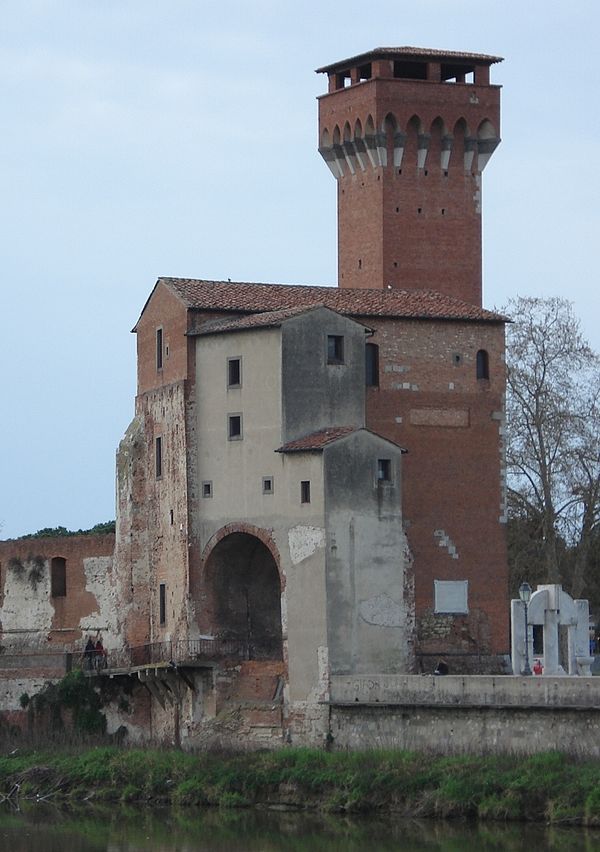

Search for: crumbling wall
xmin=0 ymin=535 xmax=115 ymax=654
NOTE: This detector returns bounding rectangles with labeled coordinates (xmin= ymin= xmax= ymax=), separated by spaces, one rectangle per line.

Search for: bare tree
xmin=504 ymin=296 xmax=600 ymax=588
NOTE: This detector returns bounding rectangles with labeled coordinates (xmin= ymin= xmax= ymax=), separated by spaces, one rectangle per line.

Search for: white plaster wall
xmin=79 ymin=556 xmax=120 ymax=648
xmin=0 ymin=676 xmax=52 ymax=711
xmin=194 ymin=331 xmax=329 ymax=705
xmin=1 ymin=561 xmax=53 ymax=651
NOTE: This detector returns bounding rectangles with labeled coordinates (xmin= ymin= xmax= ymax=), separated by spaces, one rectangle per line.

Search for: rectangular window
xmin=327 ymin=335 xmax=344 ymax=365
xmin=228 ymin=414 xmax=242 ymax=440
xmin=202 ymin=480 xmax=213 ymax=498
xmin=169 ymin=509 xmax=174 ymax=525
xmin=155 ymin=436 xmax=163 ymax=478
xmin=366 ymin=343 xmax=379 ymax=387
xmin=156 ymin=328 xmax=163 ymax=370
xmin=227 ymin=357 xmax=242 ymax=388
xmin=301 ymin=480 xmax=311 ymax=504
xmin=51 ymin=557 xmax=67 ymax=597
xmin=377 ymin=458 xmax=392 ymax=482
xmin=159 ymin=583 xmax=166 ymax=626
xmin=262 ymin=476 xmax=274 ymax=495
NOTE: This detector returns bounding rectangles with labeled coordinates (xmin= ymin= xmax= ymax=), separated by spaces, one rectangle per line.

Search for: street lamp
xmin=519 ymin=582 xmax=532 ymax=676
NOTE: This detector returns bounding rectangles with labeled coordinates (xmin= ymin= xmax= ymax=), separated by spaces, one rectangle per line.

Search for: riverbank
xmin=1 ymin=747 xmax=600 ymax=825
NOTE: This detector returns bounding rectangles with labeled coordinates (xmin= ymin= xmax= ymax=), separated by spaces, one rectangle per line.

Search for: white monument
xmin=511 ymin=584 xmax=594 ymax=676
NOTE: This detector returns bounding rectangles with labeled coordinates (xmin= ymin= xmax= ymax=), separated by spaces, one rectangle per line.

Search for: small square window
xmin=202 ymin=481 xmax=213 ymax=498
xmin=228 ymin=357 xmax=242 ymax=388
xmin=262 ymin=476 xmax=274 ymax=495
xmin=327 ymin=335 xmax=344 ymax=365
xmin=228 ymin=414 xmax=242 ymax=440
xmin=377 ymin=458 xmax=392 ymax=482
xmin=301 ymin=480 xmax=311 ymax=504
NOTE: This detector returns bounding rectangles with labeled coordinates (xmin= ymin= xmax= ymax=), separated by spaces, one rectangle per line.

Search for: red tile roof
xmin=162 ymin=278 xmax=505 ymax=323
xmin=316 ymin=46 xmax=503 ymax=74
xmin=192 ymin=304 xmax=371 ymax=337
xmin=276 ymin=426 xmax=406 ymax=453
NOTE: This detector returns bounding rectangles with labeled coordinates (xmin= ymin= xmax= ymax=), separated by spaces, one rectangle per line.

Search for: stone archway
xmin=204 ymin=532 xmax=283 ymax=661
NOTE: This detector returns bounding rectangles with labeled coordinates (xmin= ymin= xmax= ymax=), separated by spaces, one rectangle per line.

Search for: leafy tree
xmin=15 ymin=521 xmax=116 ymax=540
xmin=504 ymin=296 xmax=600 ymax=600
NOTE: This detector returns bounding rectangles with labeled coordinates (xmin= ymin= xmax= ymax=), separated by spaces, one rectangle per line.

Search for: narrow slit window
xmin=228 ymin=414 xmax=242 ymax=440
xmin=159 ymin=583 xmax=166 ymax=626
xmin=155 ymin=436 xmax=163 ymax=479
xmin=476 ymin=349 xmax=489 ymax=380
xmin=156 ymin=328 xmax=163 ymax=370
xmin=377 ymin=459 xmax=392 ymax=482
xmin=51 ymin=557 xmax=66 ymax=597
xmin=227 ymin=357 xmax=241 ymax=388
xmin=301 ymin=481 xmax=311 ymax=504
xmin=327 ymin=335 xmax=344 ymax=365
xmin=366 ymin=343 xmax=379 ymax=387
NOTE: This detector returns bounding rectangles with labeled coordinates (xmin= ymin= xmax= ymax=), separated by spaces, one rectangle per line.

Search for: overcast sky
xmin=1 ymin=1 xmax=599 ymax=539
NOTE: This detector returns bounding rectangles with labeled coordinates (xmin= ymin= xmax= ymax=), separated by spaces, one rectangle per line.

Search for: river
xmin=1 ymin=804 xmax=599 ymax=851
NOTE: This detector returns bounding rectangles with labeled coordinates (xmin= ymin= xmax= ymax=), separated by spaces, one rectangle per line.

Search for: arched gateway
xmin=202 ymin=531 xmax=283 ymax=661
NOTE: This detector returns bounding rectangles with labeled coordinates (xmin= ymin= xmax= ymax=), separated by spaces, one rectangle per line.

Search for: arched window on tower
xmin=366 ymin=343 xmax=379 ymax=387
xmin=476 ymin=349 xmax=489 ymax=380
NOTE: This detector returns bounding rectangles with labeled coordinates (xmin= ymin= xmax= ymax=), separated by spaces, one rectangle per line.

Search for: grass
xmin=1 ymin=746 xmax=600 ymax=824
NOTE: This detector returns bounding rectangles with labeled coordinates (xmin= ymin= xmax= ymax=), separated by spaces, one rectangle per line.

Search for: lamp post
xmin=519 ymin=582 xmax=532 ymax=676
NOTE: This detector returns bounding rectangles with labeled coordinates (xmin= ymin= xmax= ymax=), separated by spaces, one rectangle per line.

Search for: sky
xmin=1 ymin=0 xmax=599 ymax=539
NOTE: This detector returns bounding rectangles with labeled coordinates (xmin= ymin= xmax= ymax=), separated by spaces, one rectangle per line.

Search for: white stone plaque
xmin=434 ymin=579 xmax=468 ymax=614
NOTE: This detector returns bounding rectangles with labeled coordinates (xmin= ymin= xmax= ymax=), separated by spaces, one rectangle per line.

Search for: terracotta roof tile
xmin=316 ymin=46 xmax=503 ymax=74
xmin=192 ymin=304 xmax=369 ymax=337
xmin=162 ymin=278 xmax=505 ymax=323
xmin=276 ymin=427 xmax=359 ymax=453
xmin=276 ymin=426 xmax=406 ymax=453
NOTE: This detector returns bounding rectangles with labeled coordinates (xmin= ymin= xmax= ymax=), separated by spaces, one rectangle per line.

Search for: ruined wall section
xmin=114 ymin=415 xmax=152 ymax=649
xmin=363 ymin=315 xmax=508 ymax=670
xmin=115 ymin=383 xmax=190 ymax=650
xmin=0 ymin=535 xmax=115 ymax=654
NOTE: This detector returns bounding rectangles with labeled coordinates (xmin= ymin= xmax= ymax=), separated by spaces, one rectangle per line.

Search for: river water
xmin=0 ymin=804 xmax=598 ymax=851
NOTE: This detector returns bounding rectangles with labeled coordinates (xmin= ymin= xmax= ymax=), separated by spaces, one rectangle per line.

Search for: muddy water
xmin=0 ymin=804 xmax=598 ymax=851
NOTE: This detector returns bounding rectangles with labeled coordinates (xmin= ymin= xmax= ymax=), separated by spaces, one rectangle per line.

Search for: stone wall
xmin=326 ymin=674 xmax=600 ymax=756
xmin=330 ymin=704 xmax=600 ymax=757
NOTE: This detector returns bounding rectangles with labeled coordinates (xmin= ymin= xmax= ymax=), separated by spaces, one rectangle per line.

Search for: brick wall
xmin=318 ymin=75 xmax=501 ymax=303
xmin=364 ymin=316 xmax=509 ymax=666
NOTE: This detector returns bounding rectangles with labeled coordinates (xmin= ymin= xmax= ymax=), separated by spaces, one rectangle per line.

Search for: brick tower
xmin=317 ymin=47 xmax=502 ymax=306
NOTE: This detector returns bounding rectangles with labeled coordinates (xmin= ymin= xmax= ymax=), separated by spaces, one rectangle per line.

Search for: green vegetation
xmin=1 ymin=747 xmax=600 ymax=824
xmin=12 ymin=521 xmax=116 ymax=540
xmin=27 ymin=671 xmax=107 ymax=736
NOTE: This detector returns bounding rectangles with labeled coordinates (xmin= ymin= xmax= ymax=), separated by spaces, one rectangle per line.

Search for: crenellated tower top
xmin=316 ymin=47 xmax=503 ymax=305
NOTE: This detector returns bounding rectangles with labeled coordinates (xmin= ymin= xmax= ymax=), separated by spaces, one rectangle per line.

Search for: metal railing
xmin=100 ymin=637 xmax=249 ymax=671
xmin=1 ymin=637 xmax=259 ymax=675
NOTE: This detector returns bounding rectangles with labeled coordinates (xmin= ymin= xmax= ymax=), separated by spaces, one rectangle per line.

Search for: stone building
xmin=0 ymin=46 xmax=509 ymax=746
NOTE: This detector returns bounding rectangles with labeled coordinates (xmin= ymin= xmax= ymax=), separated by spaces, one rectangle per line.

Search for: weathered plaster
xmin=288 ymin=525 xmax=326 ymax=565
xmin=359 ymin=593 xmax=404 ymax=627
xmin=79 ymin=556 xmax=119 ymax=645
xmin=1 ymin=561 xmax=53 ymax=650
